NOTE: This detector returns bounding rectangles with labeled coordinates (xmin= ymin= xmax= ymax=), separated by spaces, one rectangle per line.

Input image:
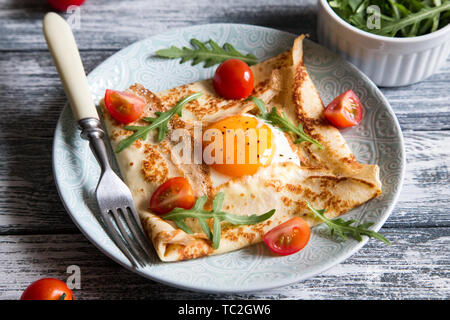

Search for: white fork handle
xmin=43 ymin=12 xmax=98 ymax=121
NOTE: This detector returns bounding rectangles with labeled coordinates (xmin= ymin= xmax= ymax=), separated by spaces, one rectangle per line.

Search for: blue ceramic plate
xmin=53 ymin=24 xmax=405 ymax=293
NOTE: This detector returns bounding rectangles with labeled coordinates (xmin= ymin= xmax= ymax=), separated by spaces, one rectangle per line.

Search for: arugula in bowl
xmin=328 ymin=0 xmax=450 ymax=37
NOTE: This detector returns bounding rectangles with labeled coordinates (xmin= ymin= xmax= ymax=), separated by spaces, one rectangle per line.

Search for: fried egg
xmin=203 ymin=113 xmax=300 ymax=187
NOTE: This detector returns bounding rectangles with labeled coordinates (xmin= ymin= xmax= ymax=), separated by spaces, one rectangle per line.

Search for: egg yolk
xmin=203 ymin=115 xmax=275 ymax=177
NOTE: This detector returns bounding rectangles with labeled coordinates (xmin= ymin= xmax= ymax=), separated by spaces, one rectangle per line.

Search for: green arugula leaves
xmin=328 ymin=0 xmax=450 ymax=37
xmin=115 ymin=92 xmax=202 ymax=153
xmin=249 ymin=97 xmax=324 ymax=150
xmin=307 ymin=202 xmax=390 ymax=245
xmin=163 ymin=192 xmax=275 ymax=249
xmin=155 ymin=38 xmax=258 ymax=67
xmin=163 ymin=197 xmax=389 ymax=249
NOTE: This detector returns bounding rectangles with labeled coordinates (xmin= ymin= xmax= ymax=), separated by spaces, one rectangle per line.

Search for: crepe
xmin=100 ymin=35 xmax=381 ymax=262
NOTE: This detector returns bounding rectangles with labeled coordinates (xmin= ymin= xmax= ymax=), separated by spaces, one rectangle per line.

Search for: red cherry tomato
xmin=149 ymin=177 xmax=196 ymax=215
xmin=263 ymin=217 xmax=311 ymax=256
xmin=324 ymin=90 xmax=363 ymax=128
xmin=20 ymin=278 xmax=74 ymax=300
xmin=213 ymin=59 xmax=254 ymax=100
xmin=104 ymin=89 xmax=145 ymax=124
xmin=47 ymin=0 xmax=85 ymax=11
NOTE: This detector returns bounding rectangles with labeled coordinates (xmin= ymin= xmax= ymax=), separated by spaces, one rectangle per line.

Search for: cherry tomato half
xmin=324 ymin=90 xmax=363 ymax=128
xmin=47 ymin=0 xmax=85 ymax=12
xmin=104 ymin=89 xmax=145 ymax=124
xmin=149 ymin=177 xmax=196 ymax=215
xmin=263 ymin=217 xmax=311 ymax=256
xmin=213 ymin=59 xmax=254 ymax=100
xmin=20 ymin=278 xmax=74 ymax=300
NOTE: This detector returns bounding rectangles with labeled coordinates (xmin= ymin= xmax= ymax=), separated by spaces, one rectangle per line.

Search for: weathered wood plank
xmin=389 ymin=131 xmax=450 ymax=228
xmin=0 ymin=0 xmax=319 ymax=51
xmin=381 ymin=59 xmax=450 ymax=131
xmin=0 ymin=230 xmax=447 ymax=299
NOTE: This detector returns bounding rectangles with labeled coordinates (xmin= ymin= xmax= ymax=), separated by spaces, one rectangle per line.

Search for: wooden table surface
xmin=0 ymin=0 xmax=449 ymax=300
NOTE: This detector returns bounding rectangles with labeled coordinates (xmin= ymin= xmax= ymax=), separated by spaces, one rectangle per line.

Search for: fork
xmin=43 ymin=12 xmax=153 ymax=268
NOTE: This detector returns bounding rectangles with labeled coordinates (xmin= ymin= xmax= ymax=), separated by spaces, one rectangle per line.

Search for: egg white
xmin=208 ymin=113 xmax=300 ymax=187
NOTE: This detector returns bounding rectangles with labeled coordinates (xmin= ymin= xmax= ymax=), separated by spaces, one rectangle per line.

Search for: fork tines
xmin=100 ymin=204 xmax=154 ymax=268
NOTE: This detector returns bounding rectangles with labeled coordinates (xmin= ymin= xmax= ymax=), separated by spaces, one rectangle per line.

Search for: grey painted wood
xmin=0 ymin=230 xmax=448 ymax=300
xmin=0 ymin=0 xmax=448 ymax=300
xmin=0 ymin=0 xmax=319 ymax=51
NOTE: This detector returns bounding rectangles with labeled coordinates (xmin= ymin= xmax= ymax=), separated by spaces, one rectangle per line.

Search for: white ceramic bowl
xmin=317 ymin=0 xmax=450 ymax=87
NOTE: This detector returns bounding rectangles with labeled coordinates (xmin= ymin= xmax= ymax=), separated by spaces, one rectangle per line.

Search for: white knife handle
xmin=43 ymin=12 xmax=98 ymax=121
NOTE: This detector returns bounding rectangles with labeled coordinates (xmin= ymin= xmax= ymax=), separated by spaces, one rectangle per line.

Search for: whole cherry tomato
xmin=213 ymin=59 xmax=254 ymax=100
xmin=324 ymin=90 xmax=363 ymax=128
xmin=149 ymin=177 xmax=196 ymax=215
xmin=104 ymin=89 xmax=145 ymax=124
xmin=264 ymin=217 xmax=311 ymax=256
xmin=20 ymin=278 xmax=74 ymax=300
xmin=47 ymin=0 xmax=86 ymax=12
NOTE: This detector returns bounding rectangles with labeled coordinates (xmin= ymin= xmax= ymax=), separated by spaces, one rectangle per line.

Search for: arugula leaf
xmin=248 ymin=97 xmax=324 ymax=150
xmin=115 ymin=92 xmax=202 ymax=153
xmin=349 ymin=0 xmax=364 ymax=12
xmin=163 ymin=192 xmax=276 ymax=249
xmin=371 ymin=2 xmax=450 ymax=36
xmin=155 ymin=38 xmax=258 ymax=67
xmin=306 ymin=202 xmax=390 ymax=245
xmin=431 ymin=0 xmax=442 ymax=32
xmin=328 ymin=0 xmax=450 ymax=37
